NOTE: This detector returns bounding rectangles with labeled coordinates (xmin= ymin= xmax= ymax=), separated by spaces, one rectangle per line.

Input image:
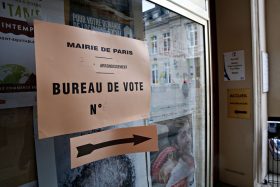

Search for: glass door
xmin=143 ymin=1 xmax=208 ymax=186
xmin=0 ymin=0 xmax=211 ymax=186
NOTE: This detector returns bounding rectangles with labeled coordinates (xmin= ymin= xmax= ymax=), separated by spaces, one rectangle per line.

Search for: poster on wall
xmin=227 ymin=88 xmax=251 ymax=119
xmin=150 ymin=115 xmax=196 ymax=187
xmin=65 ymin=0 xmax=134 ymax=38
xmin=224 ymin=50 xmax=245 ymax=81
xmin=0 ymin=0 xmax=64 ymax=109
xmin=34 ymin=20 xmax=150 ymax=138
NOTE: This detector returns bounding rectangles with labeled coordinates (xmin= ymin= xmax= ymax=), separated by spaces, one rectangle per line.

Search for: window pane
xmin=144 ymin=1 xmax=206 ymax=186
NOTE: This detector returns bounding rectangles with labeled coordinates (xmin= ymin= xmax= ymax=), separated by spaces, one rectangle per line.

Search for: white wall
xmin=266 ymin=0 xmax=280 ymax=117
xmin=216 ymin=0 xmax=254 ymax=186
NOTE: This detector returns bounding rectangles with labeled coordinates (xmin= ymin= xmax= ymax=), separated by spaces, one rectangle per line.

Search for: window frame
xmin=163 ymin=32 xmax=171 ymax=52
xmin=151 ymin=35 xmax=158 ymax=54
xmin=187 ymin=23 xmax=198 ymax=47
xmin=163 ymin=62 xmax=171 ymax=84
xmin=152 ymin=63 xmax=159 ymax=84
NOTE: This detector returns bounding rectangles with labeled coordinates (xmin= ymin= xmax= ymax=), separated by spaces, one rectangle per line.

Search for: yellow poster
xmin=70 ymin=125 xmax=158 ymax=168
xmin=34 ymin=20 xmax=150 ymax=139
xmin=228 ymin=88 xmax=251 ymax=119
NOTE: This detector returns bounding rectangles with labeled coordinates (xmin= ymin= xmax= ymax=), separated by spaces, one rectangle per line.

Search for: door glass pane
xmin=143 ymin=1 xmax=206 ymax=186
xmin=0 ymin=0 xmax=207 ymax=186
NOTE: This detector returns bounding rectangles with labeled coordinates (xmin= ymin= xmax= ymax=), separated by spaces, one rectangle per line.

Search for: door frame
xmin=251 ymin=0 xmax=268 ymax=185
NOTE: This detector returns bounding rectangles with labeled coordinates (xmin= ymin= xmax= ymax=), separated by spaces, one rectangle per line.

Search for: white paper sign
xmin=224 ymin=50 xmax=245 ymax=81
xmin=262 ymin=52 xmax=269 ymax=92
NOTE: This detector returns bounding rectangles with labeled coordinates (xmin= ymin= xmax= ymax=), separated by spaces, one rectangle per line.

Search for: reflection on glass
xmin=143 ymin=1 xmax=206 ymax=186
xmin=67 ymin=0 xmax=135 ymax=37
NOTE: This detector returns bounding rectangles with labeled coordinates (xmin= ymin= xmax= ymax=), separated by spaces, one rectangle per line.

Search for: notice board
xmin=224 ymin=50 xmax=245 ymax=81
xmin=34 ymin=20 xmax=150 ymax=139
xmin=227 ymin=88 xmax=251 ymax=119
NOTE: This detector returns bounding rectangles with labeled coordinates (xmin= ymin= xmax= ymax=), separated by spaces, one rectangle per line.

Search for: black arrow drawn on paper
xmin=234 ymin=110 xmax=247 ymax=114
xmin=76 ymin=134 xmax=152 ymax=158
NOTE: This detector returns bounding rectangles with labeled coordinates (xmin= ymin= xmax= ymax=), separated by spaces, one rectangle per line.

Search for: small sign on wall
xmin=228 ymin=88 xmax=251 ymax=119
xmin=224 ymin=50 xmax=245 ymax=81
